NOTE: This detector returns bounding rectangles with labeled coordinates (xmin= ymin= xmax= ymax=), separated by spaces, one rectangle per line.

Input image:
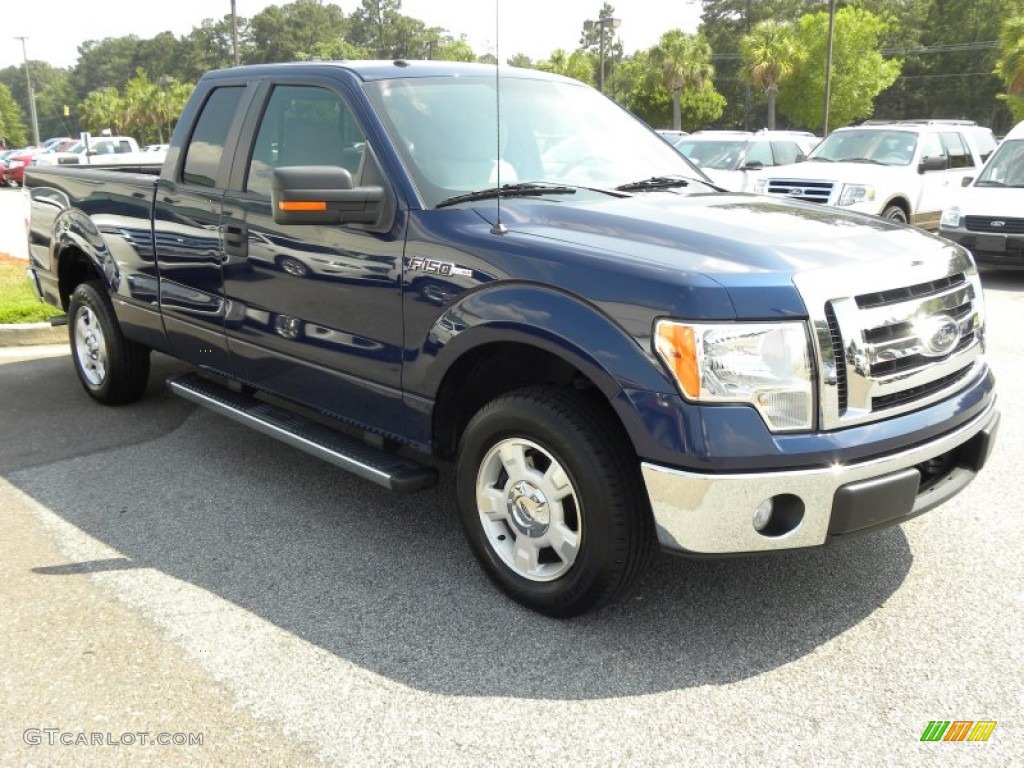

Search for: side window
xmin=770 ymin=141 xmax=801 ymax=166
xmin=743 ymin=141 xmax=774 ymax=167
xmin=246 ymin=85 xmax=366 ymax=198
xmin=940 ymin=132 xmax=973 ymax=169
xmin=919 ymin=133 xmax=945 ymax=162
xmin=182 ymin=86 xmax=245 ymax=188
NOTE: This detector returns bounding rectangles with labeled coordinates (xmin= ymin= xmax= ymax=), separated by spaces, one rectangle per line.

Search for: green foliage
xmin=578 ymin=3 xmax=625 ymax=86
xmin=248 ymin=0 xmax=347 ymax=63
xmin=777 ymin=7 xmax=900 ymax=133
xmin=997 ymin=15 xmax=1024 ymax=122
xmin=78 ymin=73 xmax=194 ymax=144
xmin=740 ymin=21 xmax=802 ymax=129
xmin=348 ymin=0 xmax=432 ymax=59
xmin=651 ymin=30 xmax=716 ymax=131
xmin=536 ymin=50 xmax=596 ymax=86
xmin=435 ymin=38 xmax=477 ymax=63
xmin=0 ymin=83 xmax=28 ymax=146
xmin=613 ymin=49 xmax=723 ymax=131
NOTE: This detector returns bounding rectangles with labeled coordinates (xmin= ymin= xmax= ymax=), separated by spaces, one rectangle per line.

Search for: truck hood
xmin=953 ymin=184 xmax=1024 ymax=218
xmin=480 ymin=191 xmax=953 ymax=317
xmin=764 ymin=160 xmax=914 ymax=184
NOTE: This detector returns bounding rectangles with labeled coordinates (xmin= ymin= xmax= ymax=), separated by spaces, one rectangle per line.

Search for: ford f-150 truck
xmin=25 ymin=61 xmax=999 ymax=617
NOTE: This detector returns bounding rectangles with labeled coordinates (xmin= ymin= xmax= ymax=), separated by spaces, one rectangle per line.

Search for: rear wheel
xmin=456 ymin=386 xmax=652 ymax=617
xmin=69 ymin=281 xmax=150 ymax=404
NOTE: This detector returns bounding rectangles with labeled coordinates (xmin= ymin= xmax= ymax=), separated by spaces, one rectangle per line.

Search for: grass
xmin=0 ymin=253 xmax=57 ymax=324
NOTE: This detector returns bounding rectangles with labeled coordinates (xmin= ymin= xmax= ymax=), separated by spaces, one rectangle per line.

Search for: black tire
xmin=456 ymin=386 xmax=653 ymax=617
xmin=68 ymin=281 xmax=150 ymax=404
xmin=882 ymin=204 xmax=908 ymax=224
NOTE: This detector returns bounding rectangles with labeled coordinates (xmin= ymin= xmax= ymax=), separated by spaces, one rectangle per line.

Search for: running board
xmin=167 ymin=373 xmax=437 ymax=493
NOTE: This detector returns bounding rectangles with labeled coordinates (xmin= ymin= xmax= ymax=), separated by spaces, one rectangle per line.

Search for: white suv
xmin=755 ymin=120 xmax=997 ymax=229
xmin=670 ymin=130 xmax=818 ymax=192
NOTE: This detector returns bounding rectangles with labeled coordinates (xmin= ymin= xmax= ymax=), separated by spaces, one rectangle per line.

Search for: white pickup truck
xmin=31 ymin=135 xmax=163 ymax=167
xmin=755 ymin=120 xmax=997 ymax=230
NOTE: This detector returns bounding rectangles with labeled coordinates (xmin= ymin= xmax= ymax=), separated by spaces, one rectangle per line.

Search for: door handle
xmin=222 ymin=223 xmax=248 ymax=258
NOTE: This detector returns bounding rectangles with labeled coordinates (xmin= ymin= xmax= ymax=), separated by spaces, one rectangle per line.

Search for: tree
xmin=612 ymin=49 xmax=723 ymax=130
xmin=248 ymin=0 xmax=348 ymax=63
xmin=996 ymin=15 xmax=1024 ymax=123
xmin=507 ymin=53 xmax=534 ymax=69
xmin=777 ymin=7 xmax=900 ymax=133
xmin=78 ymin=87 xmax=126 ymax=135
xmin=651 ymin=30 xmax=716 ymax=131
xmin=536 ymin=50 xmax=596 ymax=85
xmin=0 ymin=83 xmax=28 ymax=147
xmin=348 ymin=0 xmax=431 ymax=59
xmin=434 ymin=37 xmax=477 ymax=62
xmin=740 ymin=20 xmax=802 ymax=129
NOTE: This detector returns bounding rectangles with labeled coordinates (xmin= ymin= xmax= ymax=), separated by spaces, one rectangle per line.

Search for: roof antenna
xmin=490 ymin=0 xmax=508 ymax=235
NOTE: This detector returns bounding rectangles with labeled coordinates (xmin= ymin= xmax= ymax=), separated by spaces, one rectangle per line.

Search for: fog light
xmin=753 ymin=499 xmax=774 ymax=532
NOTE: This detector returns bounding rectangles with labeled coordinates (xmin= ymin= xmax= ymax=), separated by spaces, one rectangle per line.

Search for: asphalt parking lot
xmin=1 ymin=193 xmax=1022 ymax=763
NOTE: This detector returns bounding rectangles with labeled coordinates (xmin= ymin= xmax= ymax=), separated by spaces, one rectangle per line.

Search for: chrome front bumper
xmin=642 ymin=402 xmax=999 ymax=555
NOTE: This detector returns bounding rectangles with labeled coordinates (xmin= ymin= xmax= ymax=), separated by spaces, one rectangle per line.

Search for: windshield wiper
xmin=615 ymin=176 xmax=693 ymax=192
xmin=436 ymin=182 xmax=576 ymax=208
xmin=846 ymin=158 xmax=885 ymax=165
xmin=807 ymin=157 xmax=834 ymax=162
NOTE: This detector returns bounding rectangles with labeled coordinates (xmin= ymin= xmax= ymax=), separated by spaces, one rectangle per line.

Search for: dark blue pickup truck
xmin=26 ymin=61 xmax=998 ymax=616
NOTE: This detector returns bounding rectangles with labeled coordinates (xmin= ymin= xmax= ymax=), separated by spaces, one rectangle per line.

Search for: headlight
xmin=838 ymin=184 xmax=875 ymax=206
xmin=753 ymin=179 xmax=767 ymax=194
xmin=940 ymin=206 xmax=962 ymax=229
xmin=654 ymin=320 xmax=814 ymax=432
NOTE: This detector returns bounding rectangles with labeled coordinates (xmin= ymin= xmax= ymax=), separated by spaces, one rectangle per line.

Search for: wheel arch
xmin=419 ymin=285 xmax=676 ymax=460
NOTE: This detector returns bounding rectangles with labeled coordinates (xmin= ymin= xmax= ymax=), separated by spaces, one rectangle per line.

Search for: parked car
xmin=4 ymin=147 xmax=44 ymax=186
xmin=32 ymin=136 xmax=147 ymax=167
xmin=939 ymin=120 xmax=1024 ymax=268
xmin=755 ymin=120 xmax=998 ymax=228
xmin=672 ymin=130 xmax=818 ymax=191
xmin=656 ymin=129 xmax=689 ymax=145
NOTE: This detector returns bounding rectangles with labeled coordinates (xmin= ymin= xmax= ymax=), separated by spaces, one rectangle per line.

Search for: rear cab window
xmin=182 ymin=87 xmax=246 ymax=187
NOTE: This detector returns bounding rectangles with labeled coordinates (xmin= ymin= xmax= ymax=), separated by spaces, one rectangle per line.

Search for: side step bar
xmin=167 ymin=373 xmax=438 ymax=494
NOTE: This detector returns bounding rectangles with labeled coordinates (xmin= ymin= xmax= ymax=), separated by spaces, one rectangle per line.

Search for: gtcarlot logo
xmin=23 ymin=728 xmax=204 ymax=747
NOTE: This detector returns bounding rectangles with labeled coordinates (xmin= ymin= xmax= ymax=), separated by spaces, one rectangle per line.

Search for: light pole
xmin=822 ymin=0 xmax=836 ymax=136
xmin=230 ymin=0 xmax=240 ymax=67
xmin=583 ymin=16 xmax=621 ymax=93
xmin=14 ymin=36 xmax=41 ymax=146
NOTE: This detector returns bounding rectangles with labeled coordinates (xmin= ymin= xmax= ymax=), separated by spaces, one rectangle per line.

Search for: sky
xmin=1 ymin=0 xmax=701 ymax=71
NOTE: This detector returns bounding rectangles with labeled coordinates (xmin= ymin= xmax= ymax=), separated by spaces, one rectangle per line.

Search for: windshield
xmin=976 ymin=139 xmax=1024 ymax=187
xmin=673 ymin=139 xmax=748 ymax=170
xmin=363 ymin=74 xmax=701 ymax=208
xmin=807 ymin=129 xmax=917 ymax=166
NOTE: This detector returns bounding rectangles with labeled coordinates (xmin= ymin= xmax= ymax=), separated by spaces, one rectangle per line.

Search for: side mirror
xmin=961 ymin=176 xmax=974 ymax=187
xmin=272 ymin=166 xmax=384 ymax=227
xmin=917 ymin=155 xmax=948 ymax=174
xmin=739 ymin=160 xmax=764 ymax=171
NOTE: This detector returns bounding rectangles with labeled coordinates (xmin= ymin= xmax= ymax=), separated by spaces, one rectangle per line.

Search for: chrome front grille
xmin=794 ymin=249 xmax=987 ymax=430
xmin=765 ymin=179 xmax=834 ymax=204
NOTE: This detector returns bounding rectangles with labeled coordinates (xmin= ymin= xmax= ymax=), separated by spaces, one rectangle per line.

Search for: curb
xmin=0 ymin=322 xmax=67 ymax=347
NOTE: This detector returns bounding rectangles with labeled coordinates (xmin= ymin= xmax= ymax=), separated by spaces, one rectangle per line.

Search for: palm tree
xmin=995 ymin=15 xmax=1024 ymax=122
xmin=651 ymin=31 xmax=715 ymax=132
xmin=741 ymin=20 xmax=803 ymax=130
xmin=536 ymin=49 xmax=595 ymax=86
xmin=78 ymin=88 xmax=126 ymax=135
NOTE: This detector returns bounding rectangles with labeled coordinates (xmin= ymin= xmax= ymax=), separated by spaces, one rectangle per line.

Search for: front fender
xmin=406 ymin=283 xmax=677 ymax=400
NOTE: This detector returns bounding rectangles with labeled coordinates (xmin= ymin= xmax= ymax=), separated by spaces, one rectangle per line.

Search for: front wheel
xmin=456 ymin=386 xmax=652 ymax=617
xmin=69 ymin=281 xmax=150 ymax=404
xmin=882 ymin=204 xmax=908 ymax=224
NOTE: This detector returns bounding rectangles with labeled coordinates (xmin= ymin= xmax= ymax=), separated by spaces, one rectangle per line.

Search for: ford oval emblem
xmin=788 ymin=188 xmax=804 ymax=196
xmin=917 ymin=313 xmax=960 ymax=358
xmin=991 ymin=220 xmax=1006 ymax=228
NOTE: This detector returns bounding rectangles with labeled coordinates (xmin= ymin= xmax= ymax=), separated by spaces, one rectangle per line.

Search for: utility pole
xmin=14 ymin=36 xmax=41 ymax=146
xmin=230 ymin=0 xmax=240 ymax=67
xmin=823 ymin=0 xmax=836 ymax=136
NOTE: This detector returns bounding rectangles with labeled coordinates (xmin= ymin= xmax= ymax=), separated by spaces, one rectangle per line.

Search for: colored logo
xmin=920 ymin=721 xmax=997 ymax=742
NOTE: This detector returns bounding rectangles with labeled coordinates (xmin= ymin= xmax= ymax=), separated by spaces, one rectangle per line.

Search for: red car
xmin=3 ymin=147 xmax=44 ymax=187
